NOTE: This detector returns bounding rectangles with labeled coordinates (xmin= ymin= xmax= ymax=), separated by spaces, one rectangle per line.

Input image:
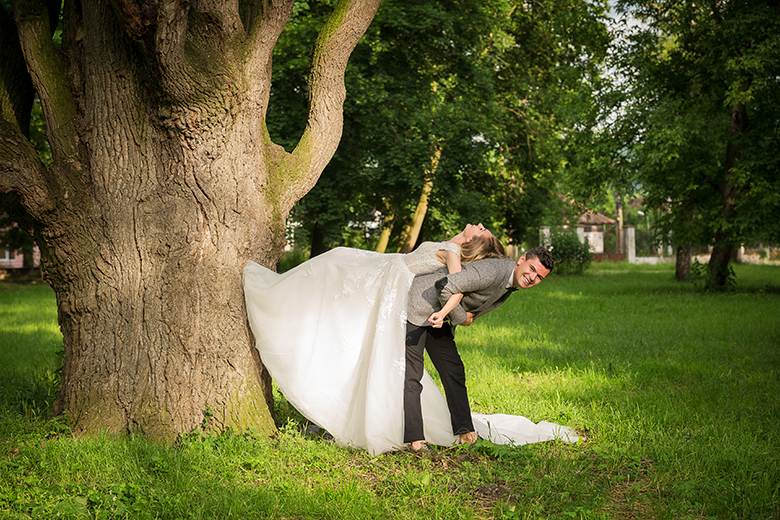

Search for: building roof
xmin=577 ymin=211 xmax=615 ymax=225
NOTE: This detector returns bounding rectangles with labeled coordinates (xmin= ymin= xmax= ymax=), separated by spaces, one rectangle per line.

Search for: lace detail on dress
xmin=336 ymin=261 xmax=384 ymax=303
xmin=393 ymin=357 xmax=406 ymax=377
xmin=302 ymin=262 xmax=319 ymax=279
xmin=379 ymin=276 xmax=399 ymax=321
xmin=403 ymin=242 xmax=461 ymax=274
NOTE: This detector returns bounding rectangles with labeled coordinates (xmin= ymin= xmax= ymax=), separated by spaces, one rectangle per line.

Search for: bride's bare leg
xmin=459 ymin=431 xmax=478 ymax=444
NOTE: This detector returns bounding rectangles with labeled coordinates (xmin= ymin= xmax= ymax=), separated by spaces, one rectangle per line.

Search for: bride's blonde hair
xmin=460 ymin=234 xmax=506 ymax=263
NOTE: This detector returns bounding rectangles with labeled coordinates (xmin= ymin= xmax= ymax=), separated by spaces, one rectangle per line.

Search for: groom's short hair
xmin=525 ymin=247 xmax=554 ymax=272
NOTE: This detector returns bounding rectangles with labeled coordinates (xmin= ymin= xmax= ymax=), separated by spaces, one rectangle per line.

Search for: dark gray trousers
xmin=403 ymin=322 xmax=474 ymax=443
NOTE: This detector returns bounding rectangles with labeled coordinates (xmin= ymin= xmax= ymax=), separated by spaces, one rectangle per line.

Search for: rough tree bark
xmin=0 ymin=0 xmax=381 ymax=441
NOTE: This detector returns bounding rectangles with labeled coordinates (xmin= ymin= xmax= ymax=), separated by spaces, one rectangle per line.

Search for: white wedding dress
xmin=243 ymin=243 xmax=578 ymax=455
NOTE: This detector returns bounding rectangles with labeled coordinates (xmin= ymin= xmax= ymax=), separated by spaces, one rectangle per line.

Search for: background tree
xmin=269 ymin=0 xmax=513 ymax=255
xmin=570 ymin=0 xmax=780 ymax=286
xmin=270 ymin=0 xmax=611 ymax=256
xmin=492 ymin=0 xmax=610 ymax=246
xmin=0 ymin=0 xmax=381 ymax=440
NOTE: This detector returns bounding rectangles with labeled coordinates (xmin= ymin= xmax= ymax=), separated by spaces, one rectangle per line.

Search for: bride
xmin=243 ymin=224 xmax=578 ymax=455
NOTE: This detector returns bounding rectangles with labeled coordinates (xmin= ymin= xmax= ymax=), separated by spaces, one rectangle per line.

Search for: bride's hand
xmin=428 ymin=312 xmax=445 ymax=328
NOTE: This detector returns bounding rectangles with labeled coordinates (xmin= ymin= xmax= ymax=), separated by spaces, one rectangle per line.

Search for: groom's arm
xmin=434 ymin=260 xmax=503 ymax=325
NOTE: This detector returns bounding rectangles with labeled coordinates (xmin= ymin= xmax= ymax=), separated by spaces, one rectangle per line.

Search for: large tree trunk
xmin=1 ymin=0 xmax=381 ymax=441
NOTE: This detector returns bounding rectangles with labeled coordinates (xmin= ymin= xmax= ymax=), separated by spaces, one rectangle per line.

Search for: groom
xmin=404 ymin=246 xmax=554 ymax=451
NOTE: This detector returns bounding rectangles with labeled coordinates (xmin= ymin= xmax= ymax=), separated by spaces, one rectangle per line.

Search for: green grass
xmin=1 ymin=263 xmax=779 ymax=519
xmin=0 ymin=279 xmax=62 ymax=425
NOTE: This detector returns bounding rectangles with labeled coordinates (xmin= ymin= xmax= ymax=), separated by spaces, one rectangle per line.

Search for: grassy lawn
xmin=1 ymin=263 xmax=779 ymax=519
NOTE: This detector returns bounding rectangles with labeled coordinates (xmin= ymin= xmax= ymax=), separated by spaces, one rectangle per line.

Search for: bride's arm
xmin=429 ymin=250 xmax=464 ymax=328
xmin=428 ymin=293 xmax=463 ymax=328
xmin=436 ymin=249 xmax=462 ymax=273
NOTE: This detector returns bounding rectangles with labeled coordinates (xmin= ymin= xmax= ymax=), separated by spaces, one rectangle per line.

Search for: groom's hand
xmin=459 ymin=312 xmax=475 ymax=326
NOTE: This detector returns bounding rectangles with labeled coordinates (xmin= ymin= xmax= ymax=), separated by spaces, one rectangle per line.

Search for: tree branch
xmin=112 ymin=0 xmax=245 ymax=72
xmin=0 ymin=7 xmax=35 ymax=137
xmin=109 ymin=0 xmax=159 ymax=55
xmin=283 ymin=0 xmax=382 ymax=202
xmin=137 ymin=0 xmax=250 ymax=104
xmin=0 ymin=118 xmax=55 ymax=217
xmin=244 ymin=0 xmax=295 ymax=122
xmin=105 ymin=1 xmax=240 ymax=106
xmin=238 ymin=0 xmax=266 ymax=33
xmin=14 ymin=0 xmax=80 ymax=163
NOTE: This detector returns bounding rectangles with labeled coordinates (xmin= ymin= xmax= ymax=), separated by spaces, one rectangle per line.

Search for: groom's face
xmin=513 ymin=254 xmax=550 ymax=289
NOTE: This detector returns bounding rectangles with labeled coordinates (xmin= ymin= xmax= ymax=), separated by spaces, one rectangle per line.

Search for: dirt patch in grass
xmin=604 ymin=480 xmax=655 ymax=520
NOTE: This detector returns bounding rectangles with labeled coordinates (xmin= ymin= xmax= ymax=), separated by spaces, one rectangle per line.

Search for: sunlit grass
xmin=1 ymin=263 xmax=779 ymax=519
xmin=452 ymin=262 xmax=780 ymax=518
xmin=0 ymin=281 xmax=62 ymax=426
xmin=0 ymin=282 xmax=61 ymax=371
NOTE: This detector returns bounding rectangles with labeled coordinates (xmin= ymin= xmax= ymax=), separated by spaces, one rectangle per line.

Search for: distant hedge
xmin=549 ymin=228 xmax=592 ymax=275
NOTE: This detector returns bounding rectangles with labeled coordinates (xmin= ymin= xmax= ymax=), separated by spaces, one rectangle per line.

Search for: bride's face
xmin=462 ymin=223 xmax=492 ymax=240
